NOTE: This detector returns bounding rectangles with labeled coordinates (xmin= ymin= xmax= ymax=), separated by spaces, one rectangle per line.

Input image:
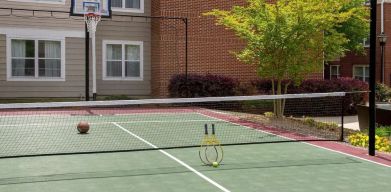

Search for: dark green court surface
xmin=0 ymin=113 xmax=390 ymax=192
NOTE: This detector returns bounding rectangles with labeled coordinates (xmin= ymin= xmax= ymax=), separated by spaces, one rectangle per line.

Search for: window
xmin=7 ymin=38 xmax=65 ymax=81
xmin=363 ymin=37 xmax=370 ymax=47
xmin=330 ymin=65 xmax=340 ymax=79
xmin=111 ymin=0 xmax=144 ymax=13
xmin=353 ymin=65 xmax=369 ymax=82
xmin=103 ymin=40 xmax=143 ymax=80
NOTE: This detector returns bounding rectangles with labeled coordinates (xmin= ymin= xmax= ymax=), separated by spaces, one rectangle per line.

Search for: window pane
xmin=111 ymin=0 xmax=123 ymax=8
xmin=354 ymin=67 xmax=363 ymax=77
xmin=125 ymin=0 xmax=140 ymax=9
xmin=39 ymin=40 xmax=61 ymax=59
xmin=11 ymin=40 xmax=34 ymax=58
xmin=330 ymin=66 xmax=338 ymax=75
xmin=125 ymin=61 xmax=140 ymax=77
xmin=12 ymin=59 xmax=34 ymax=77
xmin=365 ymin=67 xmax=369 ymax=77
xmin=107 ymin=61 xmax=122 ymax=77
xmin=39 ymin=59 xmax=61 ymax=77
xmin=364 ymin=36 xmax=370 ymax=47
xmin=125 ymin=45 xmax=140 ymax=60
xmin=107 ymin=44 xmax=122 ymax=60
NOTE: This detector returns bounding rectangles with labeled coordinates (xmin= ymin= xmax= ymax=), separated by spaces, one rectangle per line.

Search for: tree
xmin=205 ymin=0 xmax=369 ymax=117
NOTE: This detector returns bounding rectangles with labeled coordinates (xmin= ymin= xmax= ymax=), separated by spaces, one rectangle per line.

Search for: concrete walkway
xmin=313 ymin=116 xmax=359 ymax=131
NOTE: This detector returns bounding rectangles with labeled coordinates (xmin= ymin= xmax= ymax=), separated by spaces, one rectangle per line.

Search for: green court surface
xmin=0 ymin=112 xmax=390 ymax=192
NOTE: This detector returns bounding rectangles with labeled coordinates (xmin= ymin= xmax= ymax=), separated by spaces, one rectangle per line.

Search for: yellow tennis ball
xmin=212 ymin=162 xmax=219 ymax=167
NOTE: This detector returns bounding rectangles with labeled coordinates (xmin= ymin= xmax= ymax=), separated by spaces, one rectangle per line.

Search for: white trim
xmin=353 ymin=65 xmax=369 ymax=82
xmin=102 ymin=40 xmax=144 ymax=81
xmin=6 ymin=37 xmax=66 ymax=82
xmin=0 ymin=27 xmax=85 ymax=39
xmin=7 ymin=0 xmax=65 ymax=4
xmin=112 ymin=122 xmax=231 ymax=192
xmin=111 ymin=0 xmax=144 ymax=13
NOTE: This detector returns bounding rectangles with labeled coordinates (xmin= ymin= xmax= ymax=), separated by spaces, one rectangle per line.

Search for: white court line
xmin=112 ymin=122 xmax=231 ymax=192
xmin=197 ymin=112 xmax=391 ymax=168
xmin=0 ymin=119 xmax=217 ymax=127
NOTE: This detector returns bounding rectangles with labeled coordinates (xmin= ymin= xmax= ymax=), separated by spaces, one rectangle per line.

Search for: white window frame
xmin=6 ymin=36 xmax=66 ymax=81
xmin=7 ymin=0 xmax=65 ymax=4
xmin=102 ymin=40 xmax=144 ymax=81
xmin=353 ymin=65 xmax=370 ymax=82
xmin=111 ymin=0 xmax=144 ymax=13
xmin=330 ymin=65 xmax=340 ymax=79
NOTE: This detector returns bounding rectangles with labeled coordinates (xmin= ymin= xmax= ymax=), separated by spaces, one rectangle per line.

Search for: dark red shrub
xmin=168 ymin=74 xmax=239 ymax=97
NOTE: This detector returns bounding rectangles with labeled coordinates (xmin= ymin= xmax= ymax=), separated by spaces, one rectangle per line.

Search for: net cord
xmin=0 ymin=92 xmax=346 ymax=110
xmin=84 ymin=13 xmax=101 ymax=33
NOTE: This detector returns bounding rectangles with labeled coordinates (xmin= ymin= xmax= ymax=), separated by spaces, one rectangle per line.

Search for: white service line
xmin=197 ymin=112 xmax=391 ymax=168
xmin=112 ymin=122 xmax=231 ymax=192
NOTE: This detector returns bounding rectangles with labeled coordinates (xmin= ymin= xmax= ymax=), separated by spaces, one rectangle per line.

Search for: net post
xmin=340 ymin=95 xmax=345 ymax=142
xmin=368 ymin=0 xmax=377 ymax=156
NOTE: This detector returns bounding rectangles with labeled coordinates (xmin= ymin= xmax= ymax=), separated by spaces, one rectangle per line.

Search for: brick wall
xmin=151 ymin=0 xmax=258 ymax=97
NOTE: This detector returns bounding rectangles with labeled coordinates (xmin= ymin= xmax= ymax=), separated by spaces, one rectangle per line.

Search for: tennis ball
xmin=212 ymin=162 xmax=219 ymax=168
xmin=77 ymin=121 xmax=90 ymax=134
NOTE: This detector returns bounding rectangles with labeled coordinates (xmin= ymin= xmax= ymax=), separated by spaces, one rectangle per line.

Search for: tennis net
xmin=0 ymin=92 xmax=349 ymax=159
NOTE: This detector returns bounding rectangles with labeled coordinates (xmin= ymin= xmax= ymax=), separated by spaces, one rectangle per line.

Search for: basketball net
xmin=84 ymin=13 xmax=101 ymax=33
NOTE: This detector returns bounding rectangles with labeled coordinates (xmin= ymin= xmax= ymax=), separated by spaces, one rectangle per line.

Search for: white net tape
xmin=84 ymin=14 xmax=101 ymax=33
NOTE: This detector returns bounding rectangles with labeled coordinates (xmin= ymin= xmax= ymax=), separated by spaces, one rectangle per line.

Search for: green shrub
xmin=376 ymin=83 xmax=391 ymax=102
xmin=376 ymin=126 xmax=391 ymax=137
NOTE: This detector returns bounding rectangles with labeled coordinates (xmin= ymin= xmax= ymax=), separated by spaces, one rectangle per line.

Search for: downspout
xmin=381 ymin=0 xmax=385 ymax=33
xmin=381 ymin=0 xmax=385 ymax=83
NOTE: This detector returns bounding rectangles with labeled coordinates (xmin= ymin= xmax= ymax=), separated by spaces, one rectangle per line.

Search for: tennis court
xmin=0 ymin=94 xmax=390 ymax=192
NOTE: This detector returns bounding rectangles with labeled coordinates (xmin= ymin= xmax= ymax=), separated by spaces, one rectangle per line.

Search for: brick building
xmin=151 ymin=0 xmax=258 ymax=96
xmin=319 ymin=1 xmax=391 ymax=86
xmin=151 ymin=0 xmax=390 ymax=97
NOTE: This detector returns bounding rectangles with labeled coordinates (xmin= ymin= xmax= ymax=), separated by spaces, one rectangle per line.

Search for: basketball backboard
xmin=71 ymin=0 xmax=111 ymax=17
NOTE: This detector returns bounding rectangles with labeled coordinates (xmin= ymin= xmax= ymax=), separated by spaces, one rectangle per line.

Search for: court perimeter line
xmin=112 ymin=122 xmax=231 ymax=192
xmin=197 ymin=112 xmax=391 ymax=168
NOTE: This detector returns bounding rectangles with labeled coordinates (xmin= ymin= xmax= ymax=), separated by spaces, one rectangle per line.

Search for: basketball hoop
xmin=84 ymin=13 xmax=101 ymax=33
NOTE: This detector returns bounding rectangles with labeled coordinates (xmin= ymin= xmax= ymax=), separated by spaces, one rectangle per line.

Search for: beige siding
xmin=0 ymin=0 xmax=152 ymax=98
xmin=96 ymin=17 xmax=151 ymax=96
xmin=0 ymin=35 xmax=85 ymax=97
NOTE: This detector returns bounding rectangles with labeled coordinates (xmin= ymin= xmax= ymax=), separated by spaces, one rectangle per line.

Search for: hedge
xmin=168 ymin=74 xmax=239 ymax=97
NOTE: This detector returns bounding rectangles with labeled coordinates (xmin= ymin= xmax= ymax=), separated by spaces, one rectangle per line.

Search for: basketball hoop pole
xmin=85 ymin=13 xmax=101 ymax=101
xmin=92 ymin=29 xmax=97 ymax=100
